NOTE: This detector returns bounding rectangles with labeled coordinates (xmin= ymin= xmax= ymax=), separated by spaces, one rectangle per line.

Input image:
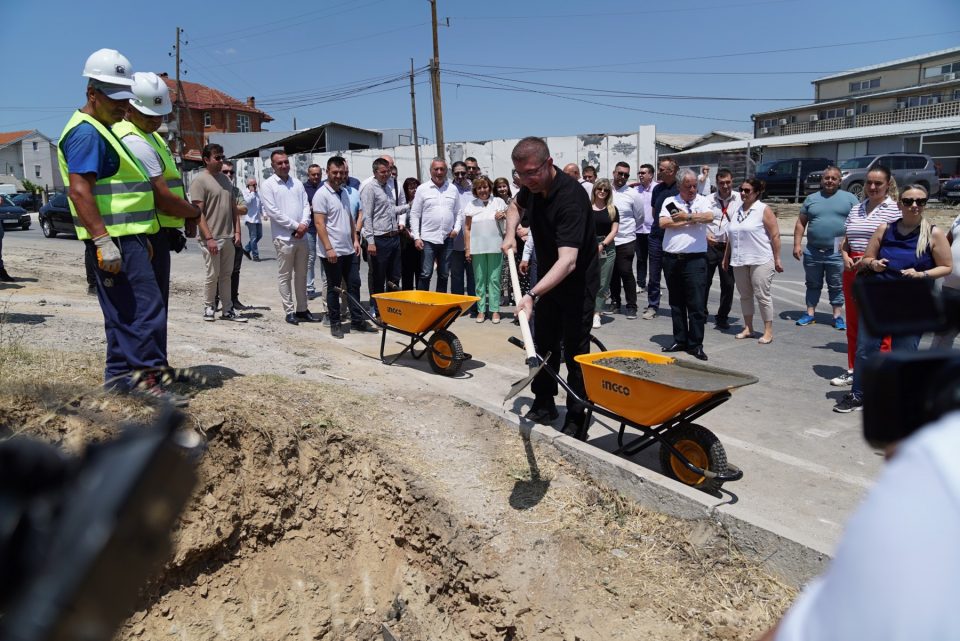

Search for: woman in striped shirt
xmin=833 ymin=166 xmax=901 ymax=390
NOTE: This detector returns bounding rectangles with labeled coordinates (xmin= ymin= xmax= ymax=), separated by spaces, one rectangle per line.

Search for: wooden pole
xmin=429 ymin=0 xmax=445 ymax=162
xmin=410 ymin=58 xmax=422 ymax=182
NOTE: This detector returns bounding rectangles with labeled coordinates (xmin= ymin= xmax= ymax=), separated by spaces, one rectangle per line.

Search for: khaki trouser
xmin=732 ymin=259 xmax=776 ymax=323
xmin=201 ymin=238 xmax=235 ymax=313
xmin=274 ymin=237 xmax=309 ymax=315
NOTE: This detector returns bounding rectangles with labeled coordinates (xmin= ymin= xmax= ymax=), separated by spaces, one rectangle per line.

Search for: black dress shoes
xmin=524 ymin=404 xmax=560 ymax=424
xmin=687 ymin=346 xmax=708 ymax=361
xmin=285 ymin=313 xmax=299 ymax=325
xmin=331 ymin=323 xmax=344 ymax=339
xmin=295 ymin=310 xmax=321 ymax=322
xmin=662 ymin=342 xmax=687 ymax=353
xmin=715 ymin=318 xmax=730 ymax=330
xmin=351 ymin=320 xmax=378 ymax=333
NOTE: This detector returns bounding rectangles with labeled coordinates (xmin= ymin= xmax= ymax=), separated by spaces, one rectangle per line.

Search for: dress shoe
xmin=714 ymin=318 xmax=730 ymax=330
xmin=351 ymin=320 xmax=378 ymax=333
xmin=687 ymin=346 xmax=708 ymax=361
xmin=524 ymin=404 xmax=560 ymax=424
xmin=233 ymin=300 xmax=250 ymax=311
xmin=295 ymin=310 xmax=321 ymax=322
xmin=242 ymin=248 xmax=252 ymax=260
xmin=285 ymin=313 xmax=299 ymax=325
xmin=331 ymin=323 xmax=344 ymax=339
xmin=662 ymin=342 xmax=687 ymax=353
xmin=562 ymin=412 xmax=588 ymax=440
xmin=0 ymin=268 xmax=14 ymax=282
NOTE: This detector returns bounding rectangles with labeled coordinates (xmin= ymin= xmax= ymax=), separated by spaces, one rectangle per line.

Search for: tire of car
xmin=41 ymin=217 xmax=57 ymax=238
xmin=847 ymin=181 xmax=864 ymax=199
xmin=20 ymin=221 xmax=30 ymax=231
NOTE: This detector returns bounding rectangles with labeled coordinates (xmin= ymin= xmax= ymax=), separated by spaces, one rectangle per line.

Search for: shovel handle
xmin=507 ymin=248 xmax=537 ymax=362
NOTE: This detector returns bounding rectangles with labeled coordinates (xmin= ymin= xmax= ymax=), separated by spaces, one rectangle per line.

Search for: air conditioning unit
xmin=778 ymin=118 xmax=788 ymax=125
xmin=945 ymin=73 xmax=957 ymax=81
xmin=760 ymin=127 xmax=770 ymax=134
xmin=809 ymin=114 xmax=819 ymax=122
xmin=846 ymin=108 xmax=856 ymax=116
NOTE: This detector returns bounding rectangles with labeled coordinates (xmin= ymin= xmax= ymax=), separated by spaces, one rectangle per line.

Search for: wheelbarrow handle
xmin=331 ymin=286 xmax=387 ymax=329
xmin=506 ymin=248 xmax=536 ymax=362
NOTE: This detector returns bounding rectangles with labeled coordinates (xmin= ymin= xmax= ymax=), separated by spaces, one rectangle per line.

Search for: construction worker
xmin=56 ymin=49 xmax=177 ymax=402
xmin=113 ymin=71 xmax=201 ymax=371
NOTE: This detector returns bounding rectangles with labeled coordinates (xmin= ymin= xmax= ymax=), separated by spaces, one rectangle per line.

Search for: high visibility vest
xmin=57 ymin=111 xmax=158 ymax=240
xmin=112 ymin=120 xmax=186 ymax=229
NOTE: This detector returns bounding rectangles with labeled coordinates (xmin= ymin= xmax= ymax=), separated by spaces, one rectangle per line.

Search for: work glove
xmin=93 ymin=234 xmax=122 ymax=274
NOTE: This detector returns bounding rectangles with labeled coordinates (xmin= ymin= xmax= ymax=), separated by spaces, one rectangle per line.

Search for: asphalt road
xmin=3 ymin=214 xmax=887 ymax=554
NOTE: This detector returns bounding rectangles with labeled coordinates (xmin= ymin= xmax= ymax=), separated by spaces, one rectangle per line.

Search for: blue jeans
xmin=803 ymin=246 xmax=844 ymax=310
xmin=244 ymin=222 xmax=262 ymax=259
xmin=645 ymin=231 xmax=664 ymax=309
xmin=851 ymin=313 xmax=920 ymax=399
xmin=418 ymin=237 xmax=452 ymax=292
xmin=306 ymin=230 xmax=318 ymax=294
xmin=0 ymin=221 xmax=5 ymax=271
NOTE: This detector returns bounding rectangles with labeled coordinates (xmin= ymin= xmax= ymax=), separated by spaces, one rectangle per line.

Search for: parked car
xmin=10 ymin=192 xmax=41 ymax=212
xmin=0 ymin=195 xmax=31 ymax=230
xmin=942 ymin=178 xmax=960 ymax=205
xmin=38 ymin=191 xmax=77 ymax=238
xmin=753 ymin=157 xmax=833 ymax=200
xmin=807 ymin=153 xmax=941 ymax=200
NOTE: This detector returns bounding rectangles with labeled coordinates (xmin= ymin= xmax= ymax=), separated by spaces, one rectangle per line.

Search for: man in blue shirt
xmin=793 ymin=166 xmax=860 ymax=330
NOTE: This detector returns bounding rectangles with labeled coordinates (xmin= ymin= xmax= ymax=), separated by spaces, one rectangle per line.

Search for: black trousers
xmin=706 ymin=241 xmax=735 ymax=322
xmin=607 ymin=240 xmax=638 ymax=310
xmin=399 ymin=235 xmax=420 ymax=290
xmin=531 ymin=281 xmax=597 ymax=419
xmin=635 ymin=232 xmax=650 ymax=289
xmin=369 ymin=234 xmax=402 ymax=313
xmin=663 ymin=252 xmax=708 ymax=349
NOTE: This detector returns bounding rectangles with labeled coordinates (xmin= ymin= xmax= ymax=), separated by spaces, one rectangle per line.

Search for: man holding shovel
xmin=502 ymin=137 xmax=599 ymax=436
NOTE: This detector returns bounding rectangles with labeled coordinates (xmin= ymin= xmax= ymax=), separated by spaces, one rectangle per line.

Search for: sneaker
xmin=203 ymin=306 xmax=216 ymax=322
xmin=796 ymin=313 xmax=816 ymax=326
xmin=592 ymin=314 xmax=601 ymax=329
xmin=331 ymin=323 xmax=344 ymax=339
xmin=220 ymin=310 xmax=248 ymax=323
xmin=351 ymin=320 xmax=378 ymax=333
xmin=625 ymin=307 xmax=638 ymax=320
xmin=130 ymin=374 xmax=189 ymax=407
xmin=830 ymin=371 xmax=853 ymax=387
xmin=642 ymin=307 xmax=657 ymax=320
xmin=833 ymin=316 xmax=846 ymax=331
xmin=606 ymin=302 xmax=621 ymax=314
xmin=833 ymin=393 xmax=863 ymax=413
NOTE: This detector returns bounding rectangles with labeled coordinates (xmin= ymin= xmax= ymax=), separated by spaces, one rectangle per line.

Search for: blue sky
xmin=2 ymin=0 xmax=958 ymax=143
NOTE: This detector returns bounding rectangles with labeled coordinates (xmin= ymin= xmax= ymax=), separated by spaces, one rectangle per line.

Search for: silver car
xmin=805 ymin=153 xmax=940 ymax=199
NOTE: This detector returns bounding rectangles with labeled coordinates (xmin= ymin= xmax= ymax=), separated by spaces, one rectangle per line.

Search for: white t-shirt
xmin=121 ymin=134 xmax=162 ymax=178
xmin=727 ymin=200 xmax=773 ymax=266
xmin=697 ymin=174 xmax=712 ymax=195
xmin=465 ymin=196 xmax=506 ymax=255
xmin=943 ymin=214 xmax=960 ymax=291
xmin=659 ymin=194 xmax=712 ymax=254
xmin=776 ymin=410 xmax=960 ymax=641
xmin=612 ymin=184 xmax=642 ymax=245
xmin=311 ymin=183 xmax=355 ymax=256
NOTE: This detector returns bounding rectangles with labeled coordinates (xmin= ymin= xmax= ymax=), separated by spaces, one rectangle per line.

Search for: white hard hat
xmin=130 ymin=72 xmax=172 ymax=116
xmin=82 ymin=48 xmax=134 ymax=85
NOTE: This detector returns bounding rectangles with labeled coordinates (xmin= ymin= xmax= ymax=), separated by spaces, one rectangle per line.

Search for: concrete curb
xmin=455 ymin=390 xmax=829 ymax=588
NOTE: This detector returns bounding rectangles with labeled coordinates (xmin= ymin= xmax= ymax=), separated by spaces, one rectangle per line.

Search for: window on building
xmin=924 ymin=61 xmax=960 ymax=78
xmin=203 ymin=112 xmax=212 ymax=127
xmin=900 ymin=94 xmax=943 ymax=108
xmin=237 ymin=114 xmax=250 ymax=133
xmin=34 ymin=165 xmax=41 ymax=178
xmin=857 ymin=104 xmax=870 ymax=114
xmin=31 ymin=141 xmax=38 ymax=151
xmin=954 ymin=89 xmax=960 ymax=101
xmin=849 ymin=78 xmax=880 ymax=93
xmin=818 ymin=108 xmax=848 ymax=120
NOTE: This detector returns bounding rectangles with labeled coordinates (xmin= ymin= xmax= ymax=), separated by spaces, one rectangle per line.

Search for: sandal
xmin=758 ymin=335 xmax=774 ymax=344
xmin=491 ymin=313 xmax=501 ymax=324
xmin=735 ymin=330 xmax=755 ymax=340
xmin=476 ymin=313 xmax=486 ymax=323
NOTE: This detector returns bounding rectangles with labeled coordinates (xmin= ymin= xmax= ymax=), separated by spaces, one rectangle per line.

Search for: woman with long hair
xmin=834 ymin=184 xmax=952 ymax=413
xmin=464 ymin=177 xmax=508 ymax=323
xmin=722 ymin=178 xmax=783 ymax=344
xmin=399 ymin=177 xmax=421 ymax=290
xmin=590 ymin=178 xmax=620 ymax=329
xmin=832 ymin=166 xmax=901 ymax=387
xmin=493 ymin=177 xmax=516 ymax=305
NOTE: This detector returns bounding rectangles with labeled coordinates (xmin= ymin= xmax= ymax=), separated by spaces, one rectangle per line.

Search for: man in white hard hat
xmin=56 ymin=49 xmax=182 ymax=403
xmin=113 ymin=71 xmax=201 ymax=371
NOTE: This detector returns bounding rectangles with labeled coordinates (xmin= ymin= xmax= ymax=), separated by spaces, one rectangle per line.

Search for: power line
xmin=443 ymin=63 xmax=839 ymax=77
xmin=445 ymin=0 xmax=796 ymax=21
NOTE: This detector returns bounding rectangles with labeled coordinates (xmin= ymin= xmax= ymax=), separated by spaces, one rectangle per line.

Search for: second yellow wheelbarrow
xmin=365 ymin=290 xmax=480 ymax=376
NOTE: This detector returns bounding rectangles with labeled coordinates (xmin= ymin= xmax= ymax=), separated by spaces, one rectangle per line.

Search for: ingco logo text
xmin=387 ymin=306 xmax=403 ymax=315
xmin=601 ymin=379 xmax=631 ymax=396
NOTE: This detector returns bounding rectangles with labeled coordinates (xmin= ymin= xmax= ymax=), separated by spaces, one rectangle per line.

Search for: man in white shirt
xmin=409 ymin=158 xmax=463 ymax=292
xmin=313 ymin=155 xmax=375 ymax=338
xmin=582 ymin=165 xmax=597 ymax=185
xmin=633 ymin=163 xmax=656 ymax=296
xmin=608 ymin=161 xmax=643 ymax=319
xmin=697 ymin=165 xmax=712 ymax=195
xmin=241 ymin=178 xmax=262 ymax=261
xmin=659 ymin=169 xmax=714 ymax=361
xmin=704 ymin=168 xmax=741 ymax=330
xmin=563 ymin=163 xmax=593 ymax=199
xmin=259 ymin=151 xmax=318 ymax=326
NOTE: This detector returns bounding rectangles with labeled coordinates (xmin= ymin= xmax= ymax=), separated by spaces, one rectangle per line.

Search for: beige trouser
xmin=201 ymin=238 xmax=235 ymax=313
xmin=733 ymin=259 xmax=775 ymax=323
xmin=275 ymin=237 xmax=309 ymax=315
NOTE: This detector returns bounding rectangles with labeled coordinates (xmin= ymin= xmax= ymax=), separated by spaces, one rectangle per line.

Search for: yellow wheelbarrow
xmin=363 ymin=290 xmax=480 ymax=376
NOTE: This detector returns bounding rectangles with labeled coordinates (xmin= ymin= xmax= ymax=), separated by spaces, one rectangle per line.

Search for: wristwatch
xmin=528 ymin=291 xmax=541 ymax=305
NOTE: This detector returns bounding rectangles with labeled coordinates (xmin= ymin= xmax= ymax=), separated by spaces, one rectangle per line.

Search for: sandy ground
xmin=0 ymin=236 xmax=797 ymax=640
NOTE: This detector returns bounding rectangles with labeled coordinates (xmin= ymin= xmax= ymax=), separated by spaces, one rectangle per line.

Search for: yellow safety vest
xmin=57 ymin=111 xmax=158 ymax=240
xmin=112 ymin=120 xmax=186 ymax=229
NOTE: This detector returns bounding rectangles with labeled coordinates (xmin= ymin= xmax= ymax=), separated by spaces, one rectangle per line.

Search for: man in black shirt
xmin=644 ymin=157 xmax=679 ymax=319
xmin=502 ymin=137 xmax=599 ymax=436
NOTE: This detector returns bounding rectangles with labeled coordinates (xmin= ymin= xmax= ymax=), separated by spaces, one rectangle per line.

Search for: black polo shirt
xmin=650 ymin=180 xmax=679 ymax=235
xmin=516 ymin=168 xmax=599 ymax=300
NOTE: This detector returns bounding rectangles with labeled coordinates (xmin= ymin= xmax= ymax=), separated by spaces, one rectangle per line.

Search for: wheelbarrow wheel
xmin=428 ymin=329 xmax=464 ymax=376
xmin=659 ymin=423 xmax=728 ymax=492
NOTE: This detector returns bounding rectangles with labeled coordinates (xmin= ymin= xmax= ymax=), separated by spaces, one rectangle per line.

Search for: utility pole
xmin=410 ymin=58 xmax=422 ymax=182
xmin=174 ymin=27 xmax=183 ymax=160
xmin=429 ymin=0 xmax=445 ymax=162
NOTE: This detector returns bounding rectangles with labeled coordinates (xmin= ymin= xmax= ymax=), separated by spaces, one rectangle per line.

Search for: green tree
xmin=21 ymin=179 xmax=39 ymax=193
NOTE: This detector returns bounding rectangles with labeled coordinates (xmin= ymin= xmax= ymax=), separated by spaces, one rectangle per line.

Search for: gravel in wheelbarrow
xmin=594 ymin=356 xmax=757 ymax=393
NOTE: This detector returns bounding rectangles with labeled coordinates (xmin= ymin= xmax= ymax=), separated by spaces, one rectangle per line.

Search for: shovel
xmin=504 ymin=247 xmax=546 ymax=401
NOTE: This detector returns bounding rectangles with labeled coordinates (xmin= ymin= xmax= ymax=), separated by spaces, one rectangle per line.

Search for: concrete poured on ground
xmin=8 ymin=207 xmax=954 ymax=561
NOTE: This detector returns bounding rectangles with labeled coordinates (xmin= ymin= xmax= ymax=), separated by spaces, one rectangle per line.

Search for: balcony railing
xmin=758 ymin=100 xmax=960 ymax=137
